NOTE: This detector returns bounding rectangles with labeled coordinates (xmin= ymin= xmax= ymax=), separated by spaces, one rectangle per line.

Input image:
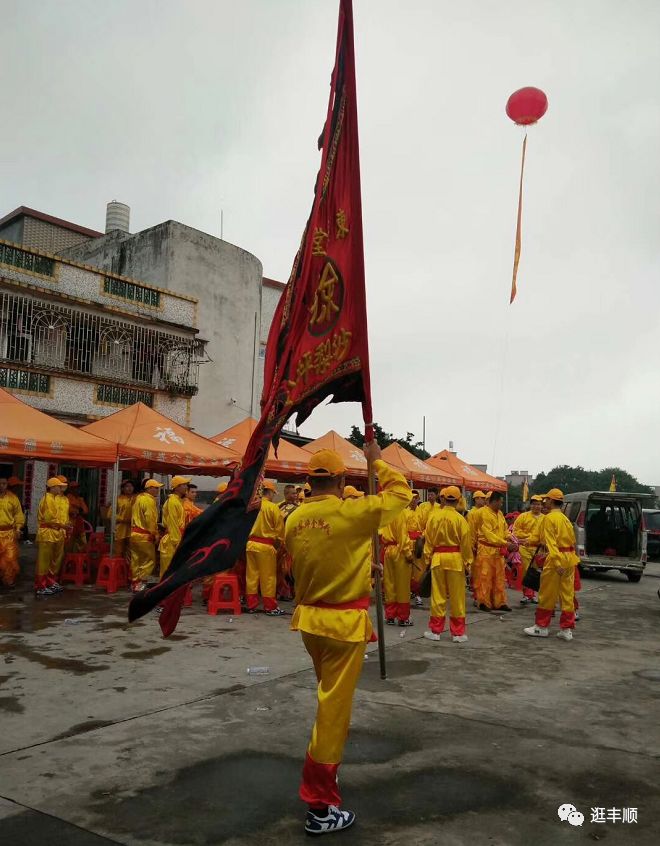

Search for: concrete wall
xmin=257 ymin=282 xmax=284 ymax=402
xmin=61 ymin=222 xmax=264 ymax=441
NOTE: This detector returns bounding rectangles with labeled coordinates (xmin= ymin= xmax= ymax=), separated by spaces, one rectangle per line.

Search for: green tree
xmin=531 ymin=465 xmax=653 ymax=496
xmin=347 ymin=424 xmax=430 ymax=459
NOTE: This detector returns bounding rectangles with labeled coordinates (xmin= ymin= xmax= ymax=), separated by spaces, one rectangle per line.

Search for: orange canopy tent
xmin=302 ymin=430 xmax=369 ymax=478
xmin=0 ymin=386 xmax=117 ymax=465
xmin=82 ymin=402 xmax=239 ymax=474
xmin=211 ymin=417 xmax=312 ymax=478
xmin=381 ymin=442 xmax=462 ymax=487
xmin=425 ymin=450 xmax=507 ymax=493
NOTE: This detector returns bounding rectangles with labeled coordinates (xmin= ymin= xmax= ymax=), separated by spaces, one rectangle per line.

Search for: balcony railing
xmin=0 ymin=242 xmax=56 ymax=278
xmin=0 ymin=290 xmax=203 ymax=395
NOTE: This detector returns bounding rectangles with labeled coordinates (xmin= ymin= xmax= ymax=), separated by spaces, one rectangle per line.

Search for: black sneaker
xmin=35 ymin=586 xmax=56 ymax=597
xmin=305 ymin=805 xmax=356 ymax=836
xmin=385 ymin=618 xmax=396 ymax=626
xmin=478 ymin=603 xmax=491 ymax=613
xmin=265 ymin=607 xmax=285 ymax=617
xmin=496 ymin=605 xmax=513 ymax=612
xmin=398 ymin=618 xmax=414 ymax=627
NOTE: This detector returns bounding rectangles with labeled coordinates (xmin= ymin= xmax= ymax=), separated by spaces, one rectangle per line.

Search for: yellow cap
xmin=308 ymin=449 xmax=346 ymax=477
xmin=545 ymin=488 xmax=564 ymax=501
xmin=47 ymin=477 xmax=64 ymax=488
xmin=530 ymin=494 xmax=543 ymax=502
xmin=216 ymin=481 xmax=228 ymax=494
xmin=144 ymin=479 xmax=164 ymax=489
xmin=58 ymin=475 xmax=68 ymax=484
xmin=473 ymin=490 xmax=486 ymax=500
xmin=170 ymin=475 xmax=192 ymax=488
xmin=262 ymin=479 xmax=277 ymax=493
xmin=304 ymin=482 xmax=312 ymax=492
xmin=444 ymin=485 xmax=461 ymax=501
xmin=343 ymin=485 xmax=364 ymax=499
xmin=485 ymin=491 xmax=492 ymax=499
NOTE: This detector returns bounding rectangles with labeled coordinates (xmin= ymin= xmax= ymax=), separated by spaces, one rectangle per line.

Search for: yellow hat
xmin=473 ymin=490 xmax=486 ymax=500
xmin=216 ymin=481 xmax=228 ymax=494
xmin=308 ymin=449 xmax=346 ymax=477
xmin=170 ymin=475 xmax=192 ymax=488
xmin=545 ymin=488 xmax=564 ymax=501
xmin=530 ymin=494 xmax=544 ymax=502
xmin=304 ymin=482 xmax=312 ymax=492
xmin=144 ymin=479 xmax=164 ymax=489
xmin=47 ymin=477 xmax=64 ymax=488
xmin=343 ymin=485 xmax=364 ymax=499
xmin=262 ymin=479 xmax=277 ymax=493
xmin=485 ymin=491 xmax=492 ymax=499
xmin=58 ymin=475 xmax=68 ymax=485
xmin=444 ymin=485 xmax=461 ymax=501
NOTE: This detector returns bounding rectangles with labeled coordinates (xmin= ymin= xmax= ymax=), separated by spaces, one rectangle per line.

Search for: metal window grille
xmin=96 ymin=385 xmax=154 ymax=407
xmin=0 ymin=366 xmax=50 ymax=394
xmin=0 ymin=243 xmax=55 ymax=277
xmin=103 ymin=276 xmax=161 ymax=307
xmin=0 ymin=291 xmax=202 ymax=394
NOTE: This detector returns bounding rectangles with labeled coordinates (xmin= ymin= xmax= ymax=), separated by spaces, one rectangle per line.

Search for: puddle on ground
xmin=344 ymin=728 xmax=412 ymax=763
xmin=358 ymin=658 xmax=429 ymax=692
xmin=119 ymin=647 xmax=170 ymax=659
xmin=51 ymin=719 xmax=116 ymax=741
xmin=0 ymin=695 xmax=24 ymax=713
xmin=634 ymin=669 xmax=660 ymax=682
xmin=90 ymin=752 xmax=519 ymax=844
xmin=0 ymin=641 xmax=109 ymax=675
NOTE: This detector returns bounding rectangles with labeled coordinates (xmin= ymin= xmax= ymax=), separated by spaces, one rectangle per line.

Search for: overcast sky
xmin=3 ymin=0 xmax=660 ymax=482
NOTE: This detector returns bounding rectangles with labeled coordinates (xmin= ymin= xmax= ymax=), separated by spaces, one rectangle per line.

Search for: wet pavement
xmin=1 ymin=554 xmax=659 ymax=845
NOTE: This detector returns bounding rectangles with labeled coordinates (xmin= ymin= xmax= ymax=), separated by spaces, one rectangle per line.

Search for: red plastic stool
xmin=96 ymin=556 xmax=129 ymax=594
xmin=88 ymin=532 xmax=105 ymax=551
xmin=183 ymin=584 xmax=193 ymax=607
xmin=61 ymin=552 xmax=91 ymax=588
xmin=207 ymin=573 xmax=241 ymax=616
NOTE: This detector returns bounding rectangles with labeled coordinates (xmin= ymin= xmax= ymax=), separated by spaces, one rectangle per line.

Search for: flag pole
xmin=366 ymin=428 xmax=387 ymax=680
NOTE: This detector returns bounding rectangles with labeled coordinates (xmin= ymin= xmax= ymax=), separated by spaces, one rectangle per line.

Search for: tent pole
xmin=109 ymin=457 xmax=120 ymax=555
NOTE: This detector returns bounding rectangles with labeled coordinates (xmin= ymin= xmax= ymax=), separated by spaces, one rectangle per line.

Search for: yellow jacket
xmin=285 ymin=459 xmax=411 ymax=642
xmin=183 ymin=497 xmax=203 ymax=526
xmin=247 ymin=498 xmax=285 ymax=550
xmin=404 ymin=507 xmax=421 ymax=536
xmin=541 ymin=509 xmax=580 ymax=570
xmin=131 ymin=493 xmax=159 ymax=541
xmin=477 ymin=507 xmax=509 ymax=548
xmin=159 ymin=494 xmax=186 ymax=553
xmin=0 ymin=491 xmax=25 ymax=533
xmin=527 ymin=513 xmax=547 ymax=548
xmin=466 ymin=506 xmax=485 ymax=547
xmin=36 ymin=492 xmax=69 ymax=543
xmin=512 ymin=511 xmax=541 ymax=546
xmin=380 ymin=510 xmax=413 ymax=563
xmin=424 ymin=505 xmax=473 ymax=571
xmin=115 ymin=494 xmax=134 ymax=540
xmin=416 ymin=500 xmax=439 ymax=533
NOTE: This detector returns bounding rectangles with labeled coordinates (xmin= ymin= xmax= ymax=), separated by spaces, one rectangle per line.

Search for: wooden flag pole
xmin=367 ymin=449 xmax=387 ymax=680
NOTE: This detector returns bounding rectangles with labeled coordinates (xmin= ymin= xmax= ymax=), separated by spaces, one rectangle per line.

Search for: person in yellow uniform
xmin=405 ymin=491 xmax=423 ymax=604
xmin=114 ymin=480 xmax=136 ymax=561
xmin=413 ymin=487 xmax=439 ymax=599
xmin=245 ymin=479 xmax=285 ymax=615
xmin=380 ymin=503 xmax=414 ymax=626
xmin=66 ymin=481 xmax=89 ymax=552
xmin=159 ymin=476 xmax=191 ymax=579
xmin=512 ymin=495 xmax=543 ymax=604
xmin=213 ymin=481 xmax=228 ymax=503
xmin=475 ymin=491 xmax=513 ymax=612
xmin=285 ymin=443 xmax=411 ymax=835
xmin=524 ymin=489 xmax=580 ymax=641
xmin=35 ymin=478 xmax=69 ymax=596
xmin=129 ymin=479 xmax=163 ymax=592
xmin=423 ymin=485 xmax=473 ymax=642
xmin=276 ymin=484 xmax=299 ymax=601
xmin=0 ymin=477 xmax=25 ymax=588
xmin=183 ymin=483 xmax=203 ymax=526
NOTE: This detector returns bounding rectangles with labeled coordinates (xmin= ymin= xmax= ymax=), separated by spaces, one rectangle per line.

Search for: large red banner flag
xmin=128 ymin=0 xmax=372 ymax=635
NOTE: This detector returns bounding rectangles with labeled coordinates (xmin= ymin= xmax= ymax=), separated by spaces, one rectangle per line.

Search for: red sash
xmin=558 ymin=546 xmax=575 ymax=553
xmin=408 ymin=531 xmax=422 ymax=540
xmin=249 ymin=536 xmax=276 ymax=547
xmin=433 ymin=545 xmax=460 ymax=553
xmin=304 ymin=596 xmax=370 ymax=611
xmin=132 ymin=526 xmax=154 ymax=539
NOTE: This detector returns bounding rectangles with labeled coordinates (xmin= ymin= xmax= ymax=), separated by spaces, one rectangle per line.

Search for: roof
xmin=0 ymin=206 xmax=103 ymax=239
xmin=301 ymin=430 xmax=369 ymax=478
xmin=262 ymin=277 xmax=285 ymax=291
xmin=426 ymin=450 xmax=508 ymax=492
xmin=82 ymin=402 xmax=240 ymax=474
xmin=211 ymin=417 xmax=312 ymax=477
xmin=381 ymin=442 xmax=462 ymax=486
xmin=0 ymin=386 xmax=117 ymax=465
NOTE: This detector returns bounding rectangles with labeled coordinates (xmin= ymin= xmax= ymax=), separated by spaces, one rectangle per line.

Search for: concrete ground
xmin=1 ymin=552 xmax=659 ymax=846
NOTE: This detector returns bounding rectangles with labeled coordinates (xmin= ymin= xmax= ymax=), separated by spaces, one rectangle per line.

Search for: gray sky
xmin=3 ymin=0 xmax=660 ymax=482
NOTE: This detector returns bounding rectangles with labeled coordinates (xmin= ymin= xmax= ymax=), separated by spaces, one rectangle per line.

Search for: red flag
xmin=129 ymin=0 xmax=372 ymax=635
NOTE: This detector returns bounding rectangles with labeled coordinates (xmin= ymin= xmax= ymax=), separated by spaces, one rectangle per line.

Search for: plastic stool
xmin=207 ymin=573 xmax=241 ymax=616
xmin=183 ymin=584 xmax=193 ymax=607
xmin=96 ymin=556 xmax=129 ymax=594
xmin=60 ymin=552 xmax=91 ymax=588
xmin=88 ymin=532 xmax=105 ymax=551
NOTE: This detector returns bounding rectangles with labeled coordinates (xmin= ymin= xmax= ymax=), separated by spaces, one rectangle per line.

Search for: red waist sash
xmin=39 ymin=522 xmax=63 ymax=530
xmin=249 ymin=536 xmax=276 ymax=547
xmin=433 ymin=545 xmax=460 ymax=553
xmin=408 ymin=531 xmax=422 ymax=539
xmin=132 ymin=526 xmax=154 ymax=539
xmin=304 ymin=596 xmax=370 ymax=611
xmin=558 ymin=546 xmax=575 ymax=553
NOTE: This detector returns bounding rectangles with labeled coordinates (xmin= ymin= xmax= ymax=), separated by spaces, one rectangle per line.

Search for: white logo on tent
xmin=350 ymin=450 xmax=368 ymax=464
xmin=154 ymin=427 xmax=184 ymax=445
xmin=218 ymin=437 xmax=237 ymax=448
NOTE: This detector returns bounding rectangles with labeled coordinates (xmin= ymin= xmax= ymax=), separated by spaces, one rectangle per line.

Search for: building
xmin=0 ymin=224 xmax=205 ymax=528
xmin=505 ymin=470 xmax=535 ymax=488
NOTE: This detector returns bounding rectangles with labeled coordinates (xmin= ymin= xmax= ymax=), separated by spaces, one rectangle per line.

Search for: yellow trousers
xmin=383 ymin=551 xmax=411 ymax=621
xmin=536 ymin=565 xmax=576 ymax=629
xmin=302 ymin=632 xmax=365 ymax=764
xmin=246 ymin=545 xmax=277 ymax=611
xmin=474 ymin=546 xmax=507 ymax=609
xmin=429 ymin=567 xmax=467 ymax=636
xmin=35 ymin=540 xmax=64 ymax=588
xmin=0 ymin=531 xmax=19 ymax=586
xmin=130 ymin=538 xmax=156 ymax=582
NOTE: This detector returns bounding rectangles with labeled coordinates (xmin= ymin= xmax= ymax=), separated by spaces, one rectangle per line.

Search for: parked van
xmin=562 ymin=491 xmax=648 ymax=582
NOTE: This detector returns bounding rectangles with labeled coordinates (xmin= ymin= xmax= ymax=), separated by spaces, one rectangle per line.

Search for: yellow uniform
xmin=183 ymin=497 xmax=203 ymax=526
xmin=466 ymin=506 xmax=485 ymax=551
xmin=512 ymin=510 xmax=542 ymax=598
xmin=285 ymin=459 xmax=411 ymax=808
xmin=475 ymin=507 xmax=509 ymax=609
xmin=424 ymin=505 xmax=473 ymax=636
xmin=535 ymin=509 xmax=579 ymax=630
xmin=380 ymin=509 xmax=413 ymax=623
xmin=245 ymin=498 xmax=285 ymax=612
xmin=159 ymin=494 xmax=186 ymax=578
xmin=114 ymin=494 xmax=135 ymax=559
xmin=130 ymin=493 xmax=159 ymax=585
xmin=415 ymin=500 xmax=439 ymax=591
xmin=36 ymin=493 xmax=69 ymax=589
xmin=0 ymin=491 xmax=24 ymax=587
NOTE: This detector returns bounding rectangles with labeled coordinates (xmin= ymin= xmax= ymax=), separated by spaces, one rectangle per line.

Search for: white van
xmin=562 ymin=491 xmax=648 ymax=582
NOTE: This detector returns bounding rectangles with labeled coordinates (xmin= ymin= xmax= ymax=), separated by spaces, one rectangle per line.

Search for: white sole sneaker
xmin=423 ymin=631 xmax=441 ymax=642
xmin=556 ymin=629 xmax=573 ymax=641
xmin=523 ymin=625 xmax=549 ymax=638
xmin=452 ymin=634 xmax=468 ymax=643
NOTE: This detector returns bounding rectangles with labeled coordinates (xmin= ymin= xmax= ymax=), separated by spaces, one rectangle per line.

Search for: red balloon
xmin=506 ymin=87 xmax=548 ymax=126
